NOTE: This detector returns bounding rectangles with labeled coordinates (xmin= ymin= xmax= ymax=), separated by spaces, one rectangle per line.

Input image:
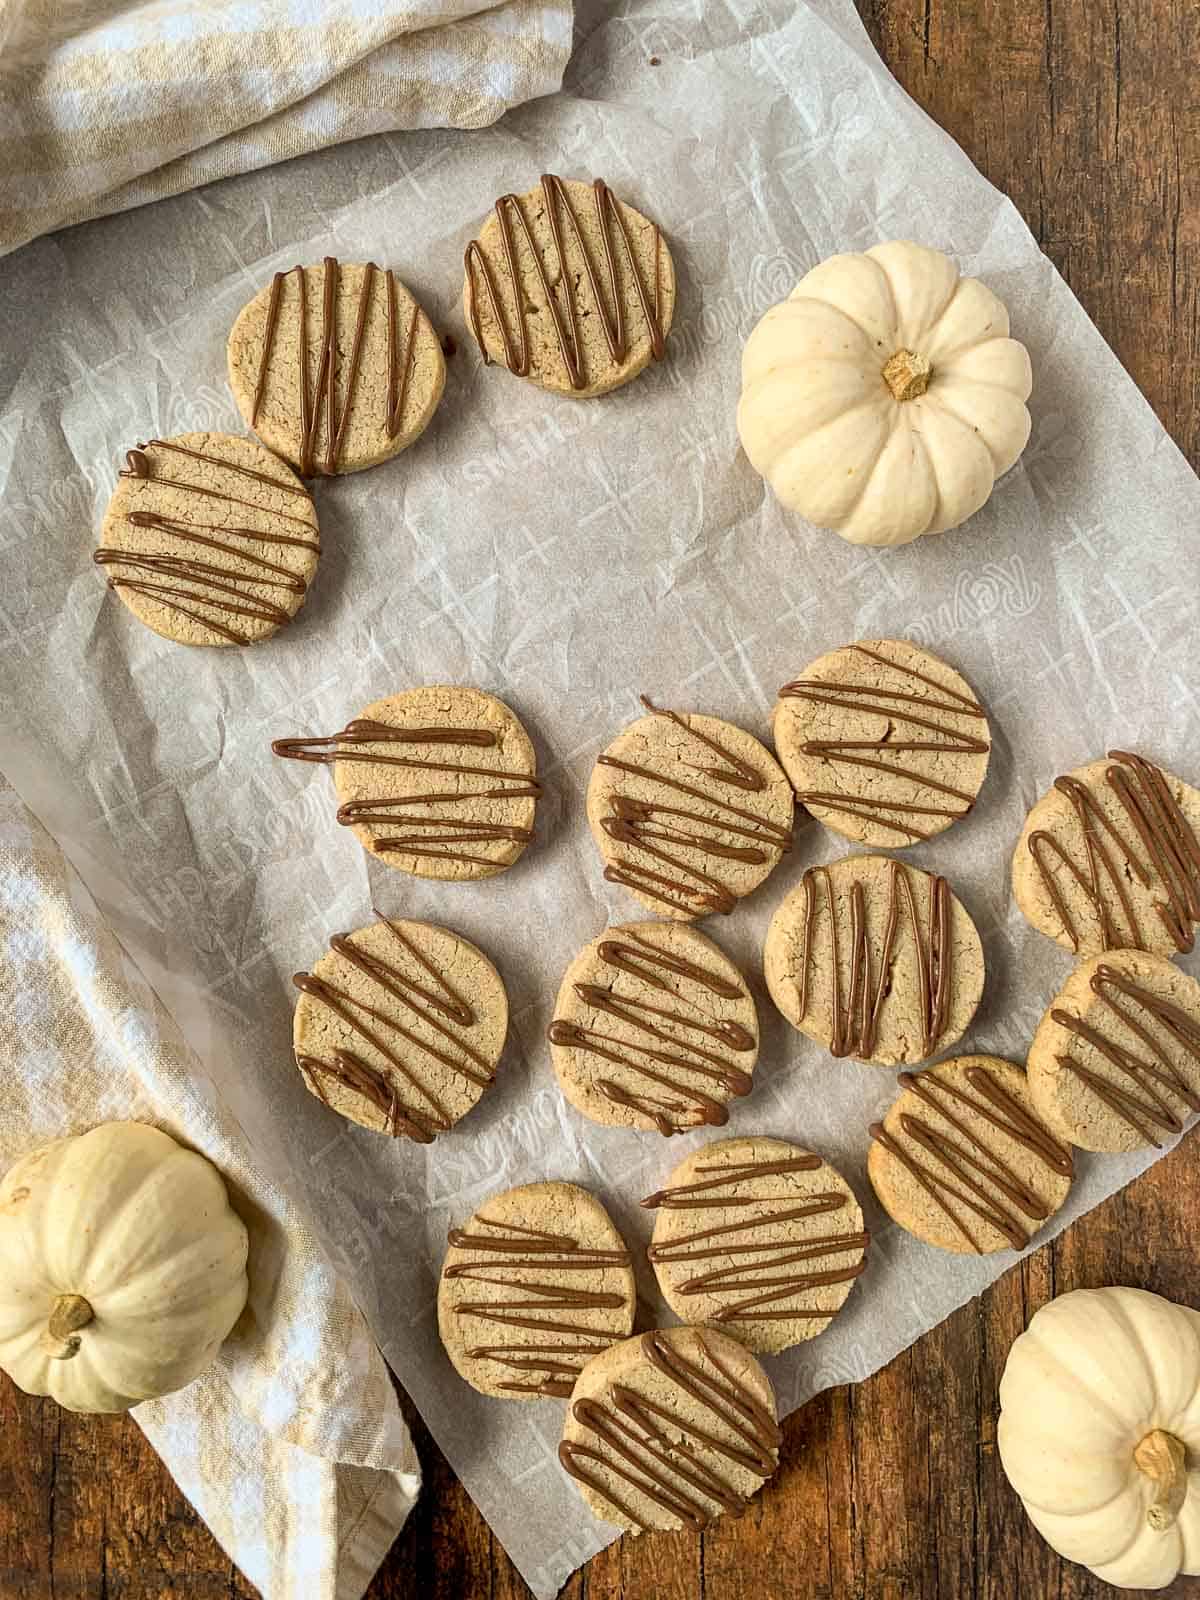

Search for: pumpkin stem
xmin=882 ymin=348 xmax=932 ymax=401
xmin=1134 ymin=1428 xmax=1188 ymax=1532
xmin=42 ymin=1292 xmax=94 ymax=1361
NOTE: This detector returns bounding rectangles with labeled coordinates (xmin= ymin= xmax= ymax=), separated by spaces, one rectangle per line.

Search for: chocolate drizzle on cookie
xmin=558 ymin=1330 xmax=780 ymax=1531
xmin=778 ymin=644 xmax=989 ymax=841
xmin=444 ymin=1214 xmax=633 ymax=1397
xmin=272 ymin=716 xmax=540 ymax=868
xmin=95 ymin=438 xmax=317 ymax=644
xmin=643 ymin=1153 xmax=868 ymax=1325
xmin=1051 ymin=965 xmax=1200 ymax=1146
xmin=251 ymin=258 xmax=422 ymax=475
xmin=1027 ymin=750 xmax=1200 ymax=954
xmin=795 ymin=859 xmax=953 ymax=1059
xmin=465 ymin=175 xmax=668 ymax=391
xmin=293 ymin=914 xmax=496 ymax=1142
xmin=596 ymin=696 xmax=792 ymax=918
xmin=869 ymin=1065 xmax=1072 ymax=1253
xmin=548 ymin=928 xmax=755 ymax=1134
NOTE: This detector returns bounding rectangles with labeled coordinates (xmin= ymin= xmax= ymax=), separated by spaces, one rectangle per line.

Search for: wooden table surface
xmin=3 ymin=1 xmax=1198 ymax=1597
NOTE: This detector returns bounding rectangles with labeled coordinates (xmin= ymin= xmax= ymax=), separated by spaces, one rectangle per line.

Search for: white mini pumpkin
xmin=0 ymin=1122 xmax=249 ymax=1413
xmin=737 ymin=240 xmax=1033 ymax=546
xmin=998 ymin=1286 xmax=1200 ymax=1590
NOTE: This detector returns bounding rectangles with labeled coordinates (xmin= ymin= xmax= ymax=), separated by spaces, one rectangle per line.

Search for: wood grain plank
xmin=702 ymin=1398 xmax=833 ymax=1600
xmin=0 ymin=1375 xmax=252 ymax=1600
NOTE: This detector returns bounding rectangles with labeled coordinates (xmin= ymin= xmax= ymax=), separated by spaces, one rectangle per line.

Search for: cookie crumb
xmin=441 ymin=333 xmax=457 ymax=358
xmin=649 ymin=55 xmax=661 ymax=65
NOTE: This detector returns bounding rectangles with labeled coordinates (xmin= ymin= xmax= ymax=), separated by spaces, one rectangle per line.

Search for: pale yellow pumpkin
xmin=0 ymin=1122 xmax=249 ymax=1413
xmin=998 ymin=1286 xmax=1200 ymax=1589
xmin=737 ymin=240 xmax=1033 ymax=546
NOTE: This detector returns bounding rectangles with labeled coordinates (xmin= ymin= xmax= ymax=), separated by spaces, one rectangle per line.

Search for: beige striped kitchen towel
xmin=0 ymin=0 xmax=574 ymax=258
xmin=0 ymin=777 xmax=421 ymax=1600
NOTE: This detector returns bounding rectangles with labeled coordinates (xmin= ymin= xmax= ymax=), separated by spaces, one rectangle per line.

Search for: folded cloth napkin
xmin=0 ymin=777 xmax=420 ymax=1600
xmin=0 ymin=0 xmax=574 ymax=258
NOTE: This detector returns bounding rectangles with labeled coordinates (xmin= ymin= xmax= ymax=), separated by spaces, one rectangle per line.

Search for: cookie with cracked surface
xmin=291 ymin=914 xmax=507 ymax=1139
xmin=586 ymin=697 xmax=794 ymax=921
xmin=437 ymin=1181 xmax=636 ymax=1401
xmin=228 ymin=258 xmax=445 ymax=475
xmin=867 ymin=1054 xmax=1073 ymax=1254
xmin=1026 ymin=949 xmax=1200 ymax=1153
xmin=548 ymin=920 xmax=758 ymax=1135
xmin=763 ymin=853 xmax=985 ymax=1066
xmin=94 ymin=432 xmax=319 ymax=646
xmin=463 ymin=175 xmax=675 ymax=397
xmin=272 ymin=685 xmax=540 ymax=881
xmin=1012 ymin=750 xmax=1200 ymax=958
xmin=558 ymin=1325 xmax=780 ymax=1533
xmin=773 ymin=637 xmax=991 ymax=845
xmin=643 ymin=1135 xmax=869 ymax=1355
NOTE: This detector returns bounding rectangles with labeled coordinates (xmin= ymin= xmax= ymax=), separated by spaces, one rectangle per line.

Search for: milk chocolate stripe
xmin=446 ymin=1215 xmax=633 ymax=1397
xmin=558 ymin=1330 xmax=778 ymax=1531
xmin=779 ymin=645 xmax=988 ymax=841
xmin=642 ymin=695 xmax=766 ymax=791
xmin=126 ymin=507 xmax=319 ymax=554
xmin=598 ymin=703 xmax=790 ymax=918
xmin=1052 ymin=964 xmax=1200 ymax=1145
xmin=272 ymin=717 xmax=539 ymax=865
xmin=870 ymin=1065 xmax=1070 ymax=1252
xmin=603 ymin=929 xmax=745 ymax=999
xmin=571 ymin=986 xmax=751 ymax=1066
xmin=796 ymin=860 xmax=951 ymax=1059
xmin=250 ymin=259 xmax=424 ymax=474
xmin=596 ymin=1078 xmax=696 ymax=1136
xmin=644 ymin=1154 xmax=822 ymax=1203
xmin=120 ymin=513 xmax=309 ymax=583
xmin=1028 ymin=750 xmax=1200 ymax=954
xmin=93 ymin=552 xmax=296 ymax=642
xmin=386 ymin=272 xmax=419 ymax=437
xmin=297 ymin=1050 xmax=433 ymax=1142
xmin=547 ymin=1019 xmax=751 ymax=1132
xmin=121 ymin=444 xmax=317 ymax=527
xmin=465 ymin=175 xmax=667 ymax=391
xmin=328 ymin=930 xmax=491 ymax=1075
xmin=134 ymin=438 xmax=313 ymax=499
xmin=549 ymin=931 xmax=755 ymax=1132
xmin=293 ymin=920 xmax=499 ymax=1141
xmin=644 ymin=1157 xmax=868 ymax=1322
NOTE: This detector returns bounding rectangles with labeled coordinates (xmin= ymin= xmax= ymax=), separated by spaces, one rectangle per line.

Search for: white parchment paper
xmin=2 ymin=1 xmax=1199 ymax=1595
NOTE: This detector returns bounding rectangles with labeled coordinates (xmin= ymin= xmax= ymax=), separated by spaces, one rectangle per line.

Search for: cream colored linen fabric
xmin=0 ymin=0 xmax=574 ymax=257
xmin=0 ymin=778 xmax=420 ymax=1600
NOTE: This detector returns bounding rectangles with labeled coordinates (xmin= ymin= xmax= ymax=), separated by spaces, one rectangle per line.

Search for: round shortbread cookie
xmin=643 ymin=1136 xmax=869 ymax=1355
xmin=291 ymin=915 xmax=507 ymax=1139
xmin=272 ymin=685 xmax=540 ymax=881
xmin=773 ymin=637 xmax=991 ymax=846
xmin=548 ymin=921 xmax=758 ymax=1135
xmin=94 ymin=432 xmax=319 ymax=646
xmin=558 ymin=1325 xmax=780 ymax=1533
xmin=1012 ymin=749 xmax=1200 ymax=958
xmin=438 ymin=1181 xmax=636 ymax=1401
xmin=586 ymin=698 xmax=794 ymax=921
xmin=463 ymin=175 xmax=676 ymax=397
xmin=228 ymin=258 xmax=445 ymax=475
xmin=1026 ymin=949 xmax=1200 ymax=1153
xmin=868 ymin=1055 xmax=1074 ymax=1254
xmin=763 ymin=853 xmax=985 ymax=1067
